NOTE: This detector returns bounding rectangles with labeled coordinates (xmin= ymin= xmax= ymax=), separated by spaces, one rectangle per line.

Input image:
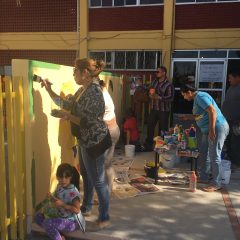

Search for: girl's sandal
xmin=202 ymin=186 xmax=222 ymax=192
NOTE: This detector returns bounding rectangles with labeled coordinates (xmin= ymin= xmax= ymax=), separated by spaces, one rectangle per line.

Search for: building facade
xmin=1 ymin=0 xmax=240 ymax=113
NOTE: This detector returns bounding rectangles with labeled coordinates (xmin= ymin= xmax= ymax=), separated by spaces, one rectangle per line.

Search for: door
xmin=197 ymin=59 xmax=227 ymax=107
xmin=171 ymin=60 xmax=198 ymax=114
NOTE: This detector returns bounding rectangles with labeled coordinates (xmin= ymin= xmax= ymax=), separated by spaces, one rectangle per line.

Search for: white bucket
xmin=125 ymin=145 xmax=135 ymax=158
xmin=222 ymin=170 xmax=231 ymax=185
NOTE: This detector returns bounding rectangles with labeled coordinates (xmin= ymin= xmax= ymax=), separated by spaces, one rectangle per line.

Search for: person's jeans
xmin=79 ymin=145 xmax=110 ymax=221
xmin=104 ymin=125 xmax=120 ymax=192
xmin=199 ymin=122 xmax=229 ymax=188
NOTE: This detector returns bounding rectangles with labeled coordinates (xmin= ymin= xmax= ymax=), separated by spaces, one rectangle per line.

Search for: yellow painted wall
xmin=0 ymin=32 xmax=78 ymax=50
xmin=12 ymin=60 xmax=78 ymax=216
xmin=1 ymin=28 xmax=239 ymax=51
xmin=174 ymin=29 xmax=240 ymax=49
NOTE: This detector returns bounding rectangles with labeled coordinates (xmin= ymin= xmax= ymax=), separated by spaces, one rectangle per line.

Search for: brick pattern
xmin=175 ymin=2 xmax=240 ymax=29
xmin=89 ymin=6 xmax=164 ymax=31
xmin=0 ymin=0 xmax=77 ymax=32
xmin=0 ymin=50 xmax=76 ymax=66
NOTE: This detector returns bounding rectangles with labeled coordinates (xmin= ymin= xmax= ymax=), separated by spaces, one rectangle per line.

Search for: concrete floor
xmin=30 ymin=150 xmax=240 ymax=240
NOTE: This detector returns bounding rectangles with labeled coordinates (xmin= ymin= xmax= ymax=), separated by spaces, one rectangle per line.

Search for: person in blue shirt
xmin=180 ymin=84 xmax=229 ymax=192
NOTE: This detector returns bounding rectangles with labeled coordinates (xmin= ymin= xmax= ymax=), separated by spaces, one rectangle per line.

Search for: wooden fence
xmin=0 ymin=76 xmax=26 ymax=240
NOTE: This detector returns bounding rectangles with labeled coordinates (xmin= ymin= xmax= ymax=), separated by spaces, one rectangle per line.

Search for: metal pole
xmin=76 ymin=0 xmax=80 ymax=58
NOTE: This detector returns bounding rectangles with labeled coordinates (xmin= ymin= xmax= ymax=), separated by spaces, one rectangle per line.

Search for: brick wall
xmin=175 ymin=2 xmax=240 ymax=29
xmin=0 ymin=0 xmax=77 ymax=32
xmin=89 ymin=6 xmax=163 ymax=31
xmin=0 ymin=50 xmax=76 ymax=66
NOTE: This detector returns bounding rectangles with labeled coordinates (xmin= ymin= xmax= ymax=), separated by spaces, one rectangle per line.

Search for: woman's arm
xmin=41 ymin=79 xmax=60 ymax=100
xmin=206 ymin=105 xmax=216 ymax=141
xmin=41 ymin=79 xmax=74 ymax=110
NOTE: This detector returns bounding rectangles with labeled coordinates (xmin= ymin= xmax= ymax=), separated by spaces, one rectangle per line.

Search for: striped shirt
xmin=150 ymin=78 xmax=174 ymax=112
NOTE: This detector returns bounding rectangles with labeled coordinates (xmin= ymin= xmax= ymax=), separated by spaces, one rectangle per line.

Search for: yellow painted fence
xmin=0 ymin=76 xmax=26 ymax=240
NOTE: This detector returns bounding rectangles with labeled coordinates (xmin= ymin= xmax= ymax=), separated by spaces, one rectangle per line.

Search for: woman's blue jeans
xmin=199 ymin=122 xmax=229 ymax=187
xmin=79 ymin=145 xmax=110 ymax=221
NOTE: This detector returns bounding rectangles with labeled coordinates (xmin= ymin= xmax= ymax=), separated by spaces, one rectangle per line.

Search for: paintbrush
xmin=32 ymin=74 xmax=52 ymax=85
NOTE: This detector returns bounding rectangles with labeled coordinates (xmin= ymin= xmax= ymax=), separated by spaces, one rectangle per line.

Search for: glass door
xmin=197 ymin=59 xmax=227 ymax=107
xmin=171 ymin=60 xmax=198 ymax=114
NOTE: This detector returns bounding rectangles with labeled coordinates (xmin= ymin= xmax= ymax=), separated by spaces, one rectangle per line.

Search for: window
xmin=172 ymin=51 xmax=198 ymax=58
xmin=89 ymin=51 xmax=105 ymax=60
xmin=137 ymin=51 xmax=144 ymax=69
xmin=89 ymin=50 xmax=161 ymax=70
xmin=145 ymin=51 xmax=157 ymax=69
xmin=115 ymin=51 xmax=126 ymax=69
xmin=196 ymin=0 xmax=215 ymax=2
xmin=176 ymin=0 xmax=240 ymax=3
xmin=106 ymin=52 xmax=112 ymax=68
xmin=229 ymin=50 xmax=240 ymax=58
xmin=140 ymin=0 xmax=163 ymax=4
xmin=90 ymin=0 xmax=101 ymax=7
xmin=89 ymin=0 xmax=163 ymax=7
xmin=216 ymin=0 xmax=239 ymax=1
xmin=102 ymin=0 xmax=113 ymax=6
xmin=126 ymin=51 xmax=136 ymax=69
xmin=126 ymin=0 xmax=137 ymax=5
xmin=200 ymin=50 xmax=227 ymax=58
xmin=176 ymin=0 xmax=195 ymax=2
xmin=114 ymin=0 xmax=124 ymax=6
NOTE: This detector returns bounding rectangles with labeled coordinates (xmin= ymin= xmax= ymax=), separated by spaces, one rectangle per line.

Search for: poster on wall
xmin=199 ymin=62 xmax=224 ymax=82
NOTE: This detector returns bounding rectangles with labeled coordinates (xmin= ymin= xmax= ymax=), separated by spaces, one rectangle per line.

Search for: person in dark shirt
xmin=144 ymin=66 xmax=174 ymax=151
xmin=222 ymin=68 xmax=240 ymax=167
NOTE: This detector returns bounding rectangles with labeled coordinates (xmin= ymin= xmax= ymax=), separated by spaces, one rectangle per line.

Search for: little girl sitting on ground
xmin=35 ymin=163 xmax=82 ymax=240
xmin=123 ymin=108 xmax=144 ymax=152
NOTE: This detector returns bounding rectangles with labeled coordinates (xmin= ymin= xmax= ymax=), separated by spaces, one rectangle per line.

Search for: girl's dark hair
xmin=56 ymin=163 xmax=80 ymax=191
xmin=180 ymin=83 xmax=197 ymax=93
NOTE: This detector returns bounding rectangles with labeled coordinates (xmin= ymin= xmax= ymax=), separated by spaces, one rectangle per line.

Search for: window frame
xmin=88 ymin=50 xmax=161 ymax=70
xmin=89 ymin=0 xmax=164 ymax=8
xmin=175 ymin=0 xmax=240 ymax=4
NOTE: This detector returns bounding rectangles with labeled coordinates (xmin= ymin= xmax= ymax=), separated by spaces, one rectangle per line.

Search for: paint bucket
xmin=125 ymin=145 xmax=135 ymax=157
